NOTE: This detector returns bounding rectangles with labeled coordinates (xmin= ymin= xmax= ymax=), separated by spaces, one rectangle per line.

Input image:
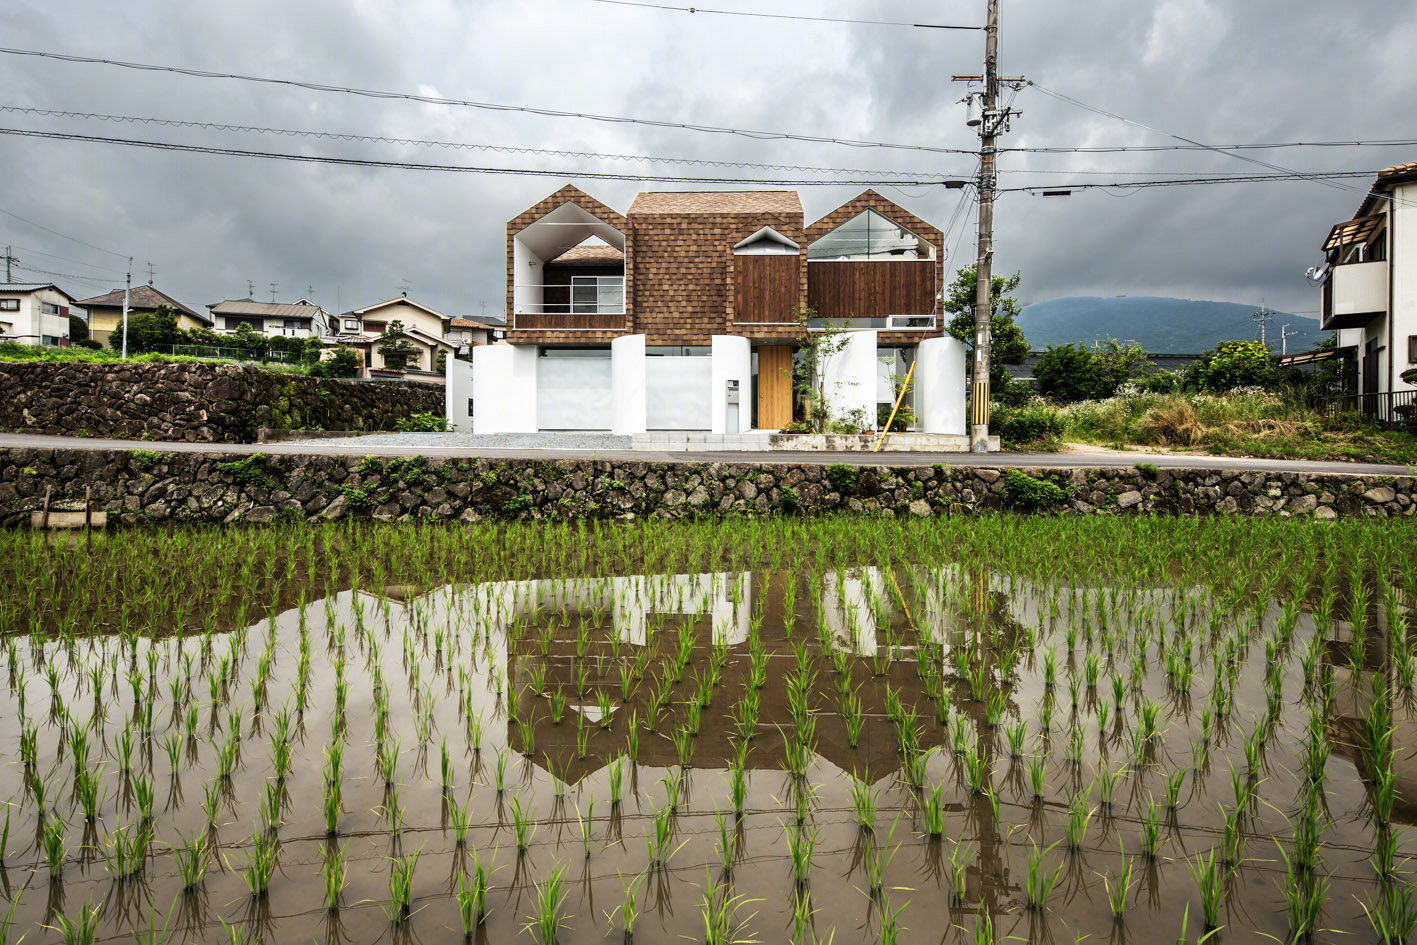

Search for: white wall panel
xmin=646 ymin=356 xmax=712 ymax=430
xmin=537 ymin=355 xmax=613 ymax=430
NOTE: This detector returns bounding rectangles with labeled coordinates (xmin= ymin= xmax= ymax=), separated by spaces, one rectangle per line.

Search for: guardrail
xmin=1309 ymin=389 xmax=1417 ymax=429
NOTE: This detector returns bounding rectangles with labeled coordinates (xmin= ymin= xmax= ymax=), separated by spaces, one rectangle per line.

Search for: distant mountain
xmin=1017 ymin=296 xmax=1327 ymax=354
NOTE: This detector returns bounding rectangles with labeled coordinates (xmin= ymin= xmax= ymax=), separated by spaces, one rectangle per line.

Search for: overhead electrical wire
xmin=0 ymin=126 xmax=977 ymax=187
xmin=588 ymin=0 xmax=979 ymax=29
xmin=0 ymin=206 xmax=128 ymax=260
xmin=1003 ymin=169 xmax=1380 ymax=193
xmin=1004 ymin=138 xmax=1417 ymax=155
xmin=0 ymin=47 xmax=982 ymax=155
xmin=0 ymin=105 xmax=963 ymax=180
xmin=10 ymin=243 xmax=125 ymax=274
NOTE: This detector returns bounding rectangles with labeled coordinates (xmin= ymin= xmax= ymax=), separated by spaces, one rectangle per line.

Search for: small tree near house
xmin=788 ymin=306 xmax=869 ymax=434
xmin=378 ymin=319 xmax=418 ymax=370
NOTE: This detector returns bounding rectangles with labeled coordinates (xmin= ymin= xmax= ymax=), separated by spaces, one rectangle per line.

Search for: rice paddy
xmin=1 ymin=515 xmax=1415 ymax=943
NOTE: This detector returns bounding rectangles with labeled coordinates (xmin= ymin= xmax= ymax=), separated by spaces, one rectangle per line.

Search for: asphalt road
xmin=0 ymin=432 xmax=1409 ymax=477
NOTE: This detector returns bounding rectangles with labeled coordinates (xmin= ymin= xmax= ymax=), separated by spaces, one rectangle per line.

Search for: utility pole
xmin=954 ymin=1 xmax=1023 ymax=452
xmin=120 ymin=257 xmax=132 ymax=359
xmin=3 ymin=246 xmax=12 ymax=282
xmin=1281 ymin=323 xmax=1297 ymax=356
xmin=1253 ymin=305 xmax=1274 ymax=349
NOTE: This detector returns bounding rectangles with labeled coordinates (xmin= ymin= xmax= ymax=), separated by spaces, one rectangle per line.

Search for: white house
xmin=1317 ymin=161 xmax=1417 ymax=411
xmin=0 ymin=283 xmax=78 ymax=346
xmin=208 ymin=298 xmax=332 ymax=339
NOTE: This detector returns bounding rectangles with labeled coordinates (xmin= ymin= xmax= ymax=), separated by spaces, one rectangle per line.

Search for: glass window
xmin=0 ymin=299 xmax=17 ymax=311
xmin=571 ymin=276 xmax=624 ymax=314
xmin=808 ymin=209 xmax=935 ymax=260
xmin=646 ymin=346 xmax=711 ymax=357
xmin=40 ymin=302 xmax=62 ymax=315
xmin=344 ymin=319 xmax=361 ymax=331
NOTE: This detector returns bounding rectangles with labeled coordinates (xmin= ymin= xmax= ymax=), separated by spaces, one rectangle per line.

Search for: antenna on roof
xmin=247 ymin=280 xmax=255 ymax=298
xmin=398 ymin=278 xmax=411 ymax=297
xmin=269 ymin=283 xmax=278 ymax=302
xmin=146 ymin=262 xmax=155 ymax=286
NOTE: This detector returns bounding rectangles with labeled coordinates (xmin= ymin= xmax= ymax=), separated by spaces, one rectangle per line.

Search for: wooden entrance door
xmin=757 ymin=346 xmax=794 ymax=429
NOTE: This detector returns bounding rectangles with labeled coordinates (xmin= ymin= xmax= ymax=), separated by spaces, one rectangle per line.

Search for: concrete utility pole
xmin=1253 ymin=305 xmax=1274 ymax=349
xmin=120 ymin=257 xmax=132 ymax=359
xmin=1281 ymin=323 xmax=1297 ymax=356
xmin=969 ymin=0 xmax=1000 ymax=452
xmin=3 ymin=246 xmax=12 ymax=282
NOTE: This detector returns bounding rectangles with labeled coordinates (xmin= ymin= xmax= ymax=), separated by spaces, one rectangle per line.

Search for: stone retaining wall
xmin=0 ymin=361 xmax=444 ymax=443
xmin=1 ymin=447 xmax=1411 ymax=526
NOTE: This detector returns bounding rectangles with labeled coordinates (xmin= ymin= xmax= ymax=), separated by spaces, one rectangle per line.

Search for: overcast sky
xmin=0 ymin=0 xmax=1412 ymax=325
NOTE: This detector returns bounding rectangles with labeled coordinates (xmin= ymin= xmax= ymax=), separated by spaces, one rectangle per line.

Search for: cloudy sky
xmin=0 ymin=0 xmax=1412 ymax=325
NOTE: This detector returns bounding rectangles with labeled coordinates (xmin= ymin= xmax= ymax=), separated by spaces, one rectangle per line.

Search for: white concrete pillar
xmin=471 ymin=343 xmax=538 ymax=433
xmin=819 ymin=329 xmax=877 ymax=430
xmin=710 ymin=335 xmax=753 ymax=434
xmin=916 ymin=335 xmax=967 ymax=435
xmin=444 ymin=356 xmax=473 ymax=432
xmin=611 ymin=334 xmax=647 ymax=435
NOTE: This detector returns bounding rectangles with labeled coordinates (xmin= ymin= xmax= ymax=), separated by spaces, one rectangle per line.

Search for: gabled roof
xmin=209 ymin=299 xmax=326 ymax=319
xmin=628 ymin=191 xmax=802 ymax=216
xmin=450 ymin=316 xmax=505 ymax=330
xmin=76 ymin=285 xmax=211 ymax=325
xmin=0 ymin=283 xmax=79 ymax=303
xmin=1377 ymin=162 xmax=1417 ymax=186
xmin=549 ymin=244 xmax=625 ymax=264
xmin=804 ymin=190 xmax=943 ymax=247
xmin=352 ymin=295 xmax=448 ymax=321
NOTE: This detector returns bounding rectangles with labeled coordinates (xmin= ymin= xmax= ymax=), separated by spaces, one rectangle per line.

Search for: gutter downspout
xmin=1389 ymin=195 xmax=1396 ymax=395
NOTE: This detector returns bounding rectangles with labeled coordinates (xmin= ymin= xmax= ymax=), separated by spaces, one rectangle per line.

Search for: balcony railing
xmin=1309 ymin=389 xmax=1417 ymax=429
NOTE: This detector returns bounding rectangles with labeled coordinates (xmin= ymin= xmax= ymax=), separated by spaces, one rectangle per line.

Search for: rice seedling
xmin=1141 ymin=798 xmax=1163 ymax=860
xmin=786 ymin=823 xmax=818 ymax=887
xmin=42 ymin=816 xmax=66 ymax=878
xmin=948 ymin=839 xmax=974 ymax=905
xmin=1363 ymin=883 xmax=1417 ymax=945
xmin=45 ymin=898 xmax=102 ymax=945
xmin=385 ymin=847 xmax=423 ymax=923
xmin=173 ymin=832 xmax=209 ymax=891
xmin=1188 ymin=846 xmax=1230 ymax=930
xmin=238 ymin=830 xmax=278 ymax=897
xmin=851 ymin=778 xmax=878 ymax=832
xmin=320 ymin=841 xmax=348 ymax=911
xmin=1165 ymin=767 xmax=1186 ymax=810
xmin=1025 ymin=841 xmax=1064 ymax=911
xmin=511 ymin=793 xmax=535 ymax=852
xmin=1103 ymin=841 xmax=1135 ymax=921
xmin=864 ymin=817 xmax=901 ymax=897
xmin=1065 ymin=792 xmax=1094 ymax=852
xmin=727 ymin=758 xmax=747 ymax=819
xmin=1276 ymin=841 xmax=1326 ymax=941
xmin=1028 ymin=751 xmax=1047 ymax=803
xmin=526 ymin=865 xmax=570 ymax=944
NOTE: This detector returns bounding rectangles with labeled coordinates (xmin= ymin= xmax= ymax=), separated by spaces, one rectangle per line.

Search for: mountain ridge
xmin=1016 ymin=296 xmax=1326 ymax=353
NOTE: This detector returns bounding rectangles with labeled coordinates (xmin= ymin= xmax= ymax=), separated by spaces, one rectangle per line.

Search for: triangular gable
xmin=733 ymin=226 xmax=800 ymax=253
xmin=508 ymin=185 xmax=627 ymax=235
xmin=804 ymin=190 xmax=943 ymax=249
xmin=354 ymin=296 xmax=449 ymax=321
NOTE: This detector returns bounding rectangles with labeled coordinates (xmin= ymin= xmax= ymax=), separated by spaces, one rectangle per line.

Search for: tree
xmin=109 ymin=304 xmax=180 ymax=354
xmin=310 ymin=344 xmax=361 ymax=378
xmin=378 ymin=319 xmax=418 ymax=370
xmin=1091 ymin=338 xmax=1150 ymax=398
xmin=944 ymin=265 xmax=1031 ymax=390
xmin=1033 ymin=344 xmax=1098 ymax=403
xmin=1190 ymin=340 xmax=1277 ymax=391
xmin=68 ymin=314 xmax=88 ymax=343
xmin=789 ymin=306 xmax=866 ymax=433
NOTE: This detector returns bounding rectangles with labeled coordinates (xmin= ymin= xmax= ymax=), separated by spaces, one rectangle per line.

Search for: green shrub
xmin=991 ymin=402 xmax=1065 ymax=448
xmin=339 ymin=485 xmax=372 ymax=509
xmin=778 ymin=485 xmax=799 ymax=512
xmin=216 ymin=454 xmax=276 ymax=487
xmin=1002 ymin=469 xmax=1070 ymax=510
xmin=1033 ymin=344 xmax=1098 ymax=403
xmin=309 ymin=345 xmax=362 ymax=378
xmin=1190 ymin=340 xmax=1278 ymax=391
xmin=824 ymin=463 xmax=858 ymax=494
xmin=395 ymin=412 xmax=449 ymax=433
xmin=1134 ymin=462 xmax=1160 ymax=481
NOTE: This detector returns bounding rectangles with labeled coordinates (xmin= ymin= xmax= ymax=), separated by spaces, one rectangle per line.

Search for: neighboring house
xmin=448 ymin=316 xmax=505 ymax=349
xmin=462 ymin=185 xmax=965 ymax=435
xmin=76 ymin=284 xmax=212 ymax=347
xmin=1317 ymin=161 xmax=1416 ymax=408
xmin=208 ymin=298 xmax=331 ymax=338
xmin=327 ymin=294 xmax=463 ymax=381
xmin=0 ymin=283 xmax=78 ymax=346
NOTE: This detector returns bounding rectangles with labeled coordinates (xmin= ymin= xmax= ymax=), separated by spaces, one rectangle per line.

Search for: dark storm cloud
xmin=0 ymin=0 xmax=1411 ymax=321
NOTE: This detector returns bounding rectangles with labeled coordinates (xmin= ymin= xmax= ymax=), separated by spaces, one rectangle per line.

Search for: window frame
xmin=570 ymin=275 xmax=625 ymax=315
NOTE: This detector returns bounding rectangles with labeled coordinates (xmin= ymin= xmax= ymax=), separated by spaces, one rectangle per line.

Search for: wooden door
xmin=757 ymin=346 xmax=794 ymax=429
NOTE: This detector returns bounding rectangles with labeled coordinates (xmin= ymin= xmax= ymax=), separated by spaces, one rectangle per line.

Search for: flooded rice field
xmin=3 ymin=516 xmax=1416 ymax=944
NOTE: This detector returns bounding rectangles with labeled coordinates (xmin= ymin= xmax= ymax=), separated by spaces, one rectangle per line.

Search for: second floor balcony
xmin=1322 ymin=260 xmax=1388 ymax=330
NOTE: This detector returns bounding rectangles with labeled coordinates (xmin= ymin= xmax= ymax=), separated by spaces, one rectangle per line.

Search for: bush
xmin=1002 ymin=469 xmax=1070 ymax=509
xmin=991 ymin=401 xmax=1065 ymax=448
xmin=68 ymin=314 xmax=89 ymax=343
xmin=309 ymin=345 xmax=361 ymax=378
xmin=1091 ymin=339 xmax=1149 ymax=398
xmin=395 ymin=412 xmax=449 ymax=433
xmin=74 ymin=339 xmax=103 ymax=350
xmin=1033 ymin=344 xmax=1098 ymax=403
xmin=1190 ymin=341 xmax=1277 ymax=392
xmin=824 ymin=463 xmax=857 ymax=494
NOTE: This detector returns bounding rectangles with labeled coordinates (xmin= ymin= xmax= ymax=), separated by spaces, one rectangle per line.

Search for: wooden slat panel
xmin=734 ymin=255 xmax=800 ymax=323
xmin=807 ymin=260 xmax=935 ymax=319
xmin=757 ymin=345 xmax=794 ymax=429
xmin=512 ymin=313 xmax=626 ymax=330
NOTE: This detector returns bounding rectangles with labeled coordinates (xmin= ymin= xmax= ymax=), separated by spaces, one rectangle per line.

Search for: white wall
xmin=916 ymin=336 xmax=967 ymax=435
xmin=512 ymin=237 xmax=542 ymax=318
xmin=1394 ymin=181 xmax=1416 ymax=392
xmin=817 ymin=329 xmax=877 ymax=430
xmin=611 ymin=334 xmax=647 ymax=434
xmin=537 ymin=353 xmax=613 ymax=430
xmin=648 ymin=357 xmax=713 ymax=430
xmin=471 ymin=344 xmax=538 ymax=433
xmin=710 ymin=335 xmax=753 ymax=433
xmin=445 ymin=356 xmax=473 ymax=431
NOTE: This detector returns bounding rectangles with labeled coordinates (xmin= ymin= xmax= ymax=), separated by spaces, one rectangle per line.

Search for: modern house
xmin=453 ymin=186 xmax=966 ymax=436
xmin=76 ymin=284 xmax=212 ymax=347
xmin=0 ymin=283 xmax=78 ymax=346
xmin=1318 ymin=161 xmax=1416 ymax=412
xmin=208 ymin=298 xmax=332 ymax=339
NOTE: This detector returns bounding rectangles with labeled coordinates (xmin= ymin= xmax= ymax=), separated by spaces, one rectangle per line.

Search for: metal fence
xmin=1309 ymin=389 xmax=1417 ymax=429
xmin=152 ymin=344 xmax=314 ymax=364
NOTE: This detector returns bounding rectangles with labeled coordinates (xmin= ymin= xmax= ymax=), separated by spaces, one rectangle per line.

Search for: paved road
xmin=1 ymin=432 xmax=1409 ymax=477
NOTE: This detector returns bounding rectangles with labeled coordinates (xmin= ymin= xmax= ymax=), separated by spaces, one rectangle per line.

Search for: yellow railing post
xmin=873 ymin=360 xmax=917 ymax=453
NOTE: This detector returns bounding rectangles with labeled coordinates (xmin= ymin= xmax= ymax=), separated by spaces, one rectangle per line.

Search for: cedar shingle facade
xmin=506 ymin=186 xmax=945 ymax=347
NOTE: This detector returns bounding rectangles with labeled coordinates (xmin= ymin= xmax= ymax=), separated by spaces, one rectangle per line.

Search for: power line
xmin=10 ymin=243 xmax=126 ymax=274
xmin=588 ymin=0 xmax=979 ymax=29
xmin=0 ymin=205 xmax=128 ymax=259
xmin=1004 ymin=138 xmax=1417 ymax=154
xmin=1004 ymin=169 xmax=1379 ymax=193
xmin=0 ymin=125 xmax=978 ymax=187
xmin=12 ymin=262 xmax=112 ymax=289
xmin=0 ymin=46 xmax=982 ymax=155
xmin=0 ymin=104 xmax=962 ymax=179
